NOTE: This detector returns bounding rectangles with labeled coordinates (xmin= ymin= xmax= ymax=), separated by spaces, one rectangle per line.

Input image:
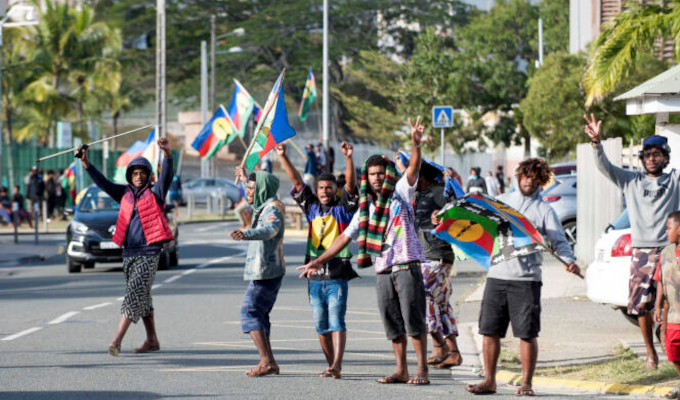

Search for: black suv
xmin=65 ymin=185 xmax=179 ymax=273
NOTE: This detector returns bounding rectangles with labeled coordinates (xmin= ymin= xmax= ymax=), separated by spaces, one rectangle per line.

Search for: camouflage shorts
xmin=627 ymin=247 xmax=663 ymax=316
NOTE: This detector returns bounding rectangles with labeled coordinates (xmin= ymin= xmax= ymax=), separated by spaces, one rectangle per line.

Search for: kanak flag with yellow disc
xmin=191 ymin=105 xmax=235 ymax=159
xmin=433 ymin=194 xmax=544 ymax=269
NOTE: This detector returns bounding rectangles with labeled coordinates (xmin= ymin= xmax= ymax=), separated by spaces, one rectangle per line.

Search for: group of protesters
xmin=71 ymin=111 xmax=680 ymax=397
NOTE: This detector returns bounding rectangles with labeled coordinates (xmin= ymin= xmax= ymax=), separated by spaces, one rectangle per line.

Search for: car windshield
xmin=78 ymin=187 xmax=119 ymax=212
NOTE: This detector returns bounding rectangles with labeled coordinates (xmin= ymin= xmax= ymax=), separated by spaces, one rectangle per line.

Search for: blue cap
xmin=642 ymin=135 xmax=670 ymax=155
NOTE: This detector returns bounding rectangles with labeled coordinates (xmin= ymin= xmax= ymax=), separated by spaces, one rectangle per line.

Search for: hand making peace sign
xmin=583 ymin=113 xmax=602 ymax=142
xmin=408 ymin=116 xmax=428 ymax=146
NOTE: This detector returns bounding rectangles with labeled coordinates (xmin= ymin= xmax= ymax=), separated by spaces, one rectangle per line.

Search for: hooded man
xmin=231 ymin=167 xmax=286 ymax=377
xmin=585 ymin=114 xmax=680 ymax=370
xmin=298 ymin=116 xmax=431 ymax=386
xmin=77 ymin=138 xmax=174 ymax=357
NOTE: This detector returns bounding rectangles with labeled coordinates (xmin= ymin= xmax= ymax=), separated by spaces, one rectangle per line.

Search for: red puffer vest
xmin=112 ymin=186 xmax=174 ymax=247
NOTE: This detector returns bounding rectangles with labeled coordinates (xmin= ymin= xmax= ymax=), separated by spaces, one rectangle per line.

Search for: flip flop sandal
xmin=407 ymin=377 xmax=430 ymax=385
xmin=432 ymin=350 xmax=463 ymax=368
xmin=245 ymin=365 xmax=280 ymax=377
xmin=319 ymin=368 xmax=342 ymax=379
xmin=377 ymin=375 xmax=408 ymax=384
xmin=516 ymin=387 xmax=535 ymax=396
xmin=427 ymin=344 xmax=448 ymax=365
xmin=644 ymin=357 xmax=658 ymax=370
xmin=664 ymin=387 xmax=679 ymax=399
xmin=108 ymin=344 xmax=121 ymax=357
xmin=466 ymin=384 xmax=497 ymax=395
xmin=133 ymin=341 xmax=160 ymax=354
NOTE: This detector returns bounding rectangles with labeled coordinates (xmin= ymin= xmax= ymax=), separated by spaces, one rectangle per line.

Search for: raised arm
xmin=154 ymin=138 xmax=174 ymax=199
xmin=584 ymin=113 xmax=635 ymax=188
xmin=340 ymin=141 xmax=357 ymax=195
xmin=406 ymin=116 xmax=427 ymax=186
xmin=275 ymin=143 xmax=303 ymax=191
xmin=76 ymin=145 xmax=126 ymax=202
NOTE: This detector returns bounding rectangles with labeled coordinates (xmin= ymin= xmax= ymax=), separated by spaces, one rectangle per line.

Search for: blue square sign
xmin=432 ymin=106 xmax=453 ymax=128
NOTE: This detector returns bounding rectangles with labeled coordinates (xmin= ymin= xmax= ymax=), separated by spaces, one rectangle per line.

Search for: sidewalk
xmin=457 ymin=256 xmax=675 ymax=397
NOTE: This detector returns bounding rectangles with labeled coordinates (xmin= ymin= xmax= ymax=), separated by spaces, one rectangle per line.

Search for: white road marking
xmin=181 ymin=269 xmax=196 ymax=276
xmin=2 ymin=327 xmax=43 ymax=341
xmin=83 ymin=302 xmax=112 ymax=311
xmin=163 ymin=275 xmax=182 ymax=284
xmin=116 ymin=296 xmax=124 ymax=301
xmin=48 ymin=311 xmax=80 ymax=325
xmin=152 ymin=284 xmax=162 ymax=290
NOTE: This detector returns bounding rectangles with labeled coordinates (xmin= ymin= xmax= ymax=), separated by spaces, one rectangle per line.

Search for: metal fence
xmin=576 ymin=138 xmax=624 ymax=265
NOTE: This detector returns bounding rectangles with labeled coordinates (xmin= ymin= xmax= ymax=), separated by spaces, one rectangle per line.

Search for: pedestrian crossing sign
xmin=432 ymin=106 xmax=453 ymax=128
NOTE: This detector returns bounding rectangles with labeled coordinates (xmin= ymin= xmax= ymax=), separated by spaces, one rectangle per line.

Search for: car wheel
xmin=169 ymin=250 xmax=179 ymax=267
xmin=67 ymin=256 xmax=82 ymax=273
xmin=225 ymin=197 xmax=234 ymax=210
xmin=562 ymin=220 xmax=576 ymax=250
xmin=620 ymin=308 xmax=640 ymax=327
xmin=158 ymin=250 xmax=170 ymax=270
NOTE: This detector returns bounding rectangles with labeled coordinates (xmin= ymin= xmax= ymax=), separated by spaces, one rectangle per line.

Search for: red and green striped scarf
xmin=357 ymin=156 xmax=399 ymax=268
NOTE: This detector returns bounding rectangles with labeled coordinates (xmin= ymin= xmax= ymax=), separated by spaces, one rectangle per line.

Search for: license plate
xmin=100 ymin=241 xmax=120 ymax=249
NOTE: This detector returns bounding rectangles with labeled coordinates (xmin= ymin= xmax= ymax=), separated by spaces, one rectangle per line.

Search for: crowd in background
xmin=465 ymin=165 xmax=508 ymax=198
xmin=0 ymin=166 xmax=77 ymax=227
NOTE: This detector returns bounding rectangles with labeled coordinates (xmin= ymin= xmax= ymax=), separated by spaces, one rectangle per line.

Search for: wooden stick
xmin=483 ymin=196 xmax=584 ymax=279
xmin=237 ymin=135 xmax=248 ymax=150
xmin=287 ymin=138 xmax=306 ymax=159
xmin=240 ymin=69 xmax=286 ymax=169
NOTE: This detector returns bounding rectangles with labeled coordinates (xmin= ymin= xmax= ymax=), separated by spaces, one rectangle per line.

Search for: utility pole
xmin=322 ymin=0 xmax=329 ymax=150
xmin=200 ymin=40 xmax=209 ymax=179
xmin=156 ymin=0 xmax=166 ymax=138
xmin=538 ymin=17 xmax=544 ymax=67
xmin=209 ymin=15 xmax=217 ymax=177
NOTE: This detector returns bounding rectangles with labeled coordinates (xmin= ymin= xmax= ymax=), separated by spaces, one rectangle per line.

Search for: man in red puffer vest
xmin=76 ymin=137 xmax=174 ymax=357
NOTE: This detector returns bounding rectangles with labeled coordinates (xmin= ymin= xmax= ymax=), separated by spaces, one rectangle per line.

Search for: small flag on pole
xmin=245 ymin=71 xmax=296 ymax=171
xmin=298 ymin=67 xmax=317 ymax=122
xmin=191 ymin=106 xmax=235 ymax=159
xmin=227 ymin=80 xmax=256 ymax=138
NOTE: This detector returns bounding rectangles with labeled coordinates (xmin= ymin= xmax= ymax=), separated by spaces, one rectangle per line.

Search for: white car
xmin=586 ymin=209 xmax=637 ymax=325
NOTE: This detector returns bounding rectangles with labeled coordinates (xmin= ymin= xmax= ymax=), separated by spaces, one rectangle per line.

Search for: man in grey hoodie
xmin=585 ymin=114 xmax=680 ymax=370
xmin=466 ymin=158 xmax=580 ymax=396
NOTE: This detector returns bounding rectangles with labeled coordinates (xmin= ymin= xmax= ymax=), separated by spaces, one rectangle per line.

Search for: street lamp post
xmin=0 ymin=4 xmax=37 ymax=191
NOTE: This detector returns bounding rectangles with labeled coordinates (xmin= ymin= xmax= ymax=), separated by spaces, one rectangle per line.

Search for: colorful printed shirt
xmin=343 ymin=175 xmax=425 ymax=274
xmin=654 ymin=245 xmax=680 ymax=328
xmin=292 ymin=184 xmax=359 ymax=280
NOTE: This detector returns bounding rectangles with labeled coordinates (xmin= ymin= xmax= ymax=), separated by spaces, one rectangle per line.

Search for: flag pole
xmin=240 ymin=68 xmax=286 ymax=169
xmin=483 ymin=196 xmax=584 ymax=279
xmin=36 ymin=125 xmax=153 ymax=163
xmin=287 ymin=139 xmax=306 ymax=159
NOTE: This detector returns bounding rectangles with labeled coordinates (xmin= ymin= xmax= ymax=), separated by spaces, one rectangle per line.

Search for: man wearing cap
xmin=585 ymin=114 xmax=680 ymax=369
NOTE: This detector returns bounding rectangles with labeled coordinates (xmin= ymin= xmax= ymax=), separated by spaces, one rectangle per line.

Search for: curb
xmin=468 ymin=323 xmax=675 ymax=397
xmin=496 ymin=370 xmax=674 ymax=397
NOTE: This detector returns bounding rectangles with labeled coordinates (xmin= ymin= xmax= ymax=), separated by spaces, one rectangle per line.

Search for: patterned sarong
xmin=121 ymin=255 xmax=159 ymax=323
xmin=421 ymin=259 xmax=458 ymax=336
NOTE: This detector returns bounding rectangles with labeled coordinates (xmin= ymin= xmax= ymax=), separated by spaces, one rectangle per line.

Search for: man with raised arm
xmin=275 ymin=140 xmax=358 ymax=379
xmin=585 ymin=114 xmax=680 ymax=370
xmin=298 ymin=117 xmax=431 ymax=386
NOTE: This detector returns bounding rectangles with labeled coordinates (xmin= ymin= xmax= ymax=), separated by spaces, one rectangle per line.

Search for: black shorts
xmin=478 ymin=278 xmax=542 ymax=339
xmin=376 ymin=266 xmax=427 ymax=340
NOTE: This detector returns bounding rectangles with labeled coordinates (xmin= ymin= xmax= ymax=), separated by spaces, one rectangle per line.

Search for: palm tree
xmin=584 ymin=1 xmax=680 ymax=106
xmin=30 ymin=0 xmax=122 ymax=145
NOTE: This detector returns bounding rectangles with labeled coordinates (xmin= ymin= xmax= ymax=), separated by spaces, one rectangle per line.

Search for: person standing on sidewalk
xmin=465 ymin=158 xmax=580 ymax=396
xmin=394 ymin=158 xmax=464 ymax=370
xmin=231 ymin=167 xmax=285 ymax=377
xmin=298 ymin=116 xmax=431 ymax=386
xmin=76 ymin=139 xmax=174 ymax=357
xmin=654 ymin=211 xmax=680 ymax=399
xmin=275 ymin=140 xmax=358 ymax=379
xmin=585 ymin=114 xmax=680 ymax=370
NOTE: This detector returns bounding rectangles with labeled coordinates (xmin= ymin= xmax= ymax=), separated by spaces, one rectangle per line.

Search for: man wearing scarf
xmin=298 ymin=117 xmax=430 ymax=385
xmin=231 ymin=167 xmax=286 ymax=377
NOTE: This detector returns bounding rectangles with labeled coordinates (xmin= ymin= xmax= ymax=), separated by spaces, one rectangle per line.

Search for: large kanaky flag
xmin=113 ymin=128 xmax=158 ymax=183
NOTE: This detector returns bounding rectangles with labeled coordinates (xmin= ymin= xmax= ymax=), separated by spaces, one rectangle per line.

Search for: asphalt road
xmin=0 ymin=222 xmax=647 ymax=399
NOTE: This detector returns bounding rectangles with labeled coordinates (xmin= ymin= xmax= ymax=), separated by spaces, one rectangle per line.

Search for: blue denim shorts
xmin=308 ymin=279 xmax=348 ymax=335
xmin=240 ymin=277 xmax=283 ymax=336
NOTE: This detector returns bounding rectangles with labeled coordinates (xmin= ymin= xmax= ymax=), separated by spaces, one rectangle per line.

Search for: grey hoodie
xmin=594 ymin=143 xmax=680 ymax=248
xmin=488 ymin=186 xmax=575 ymax=282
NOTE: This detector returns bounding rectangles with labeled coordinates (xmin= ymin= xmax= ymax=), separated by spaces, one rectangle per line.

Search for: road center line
xmin=163 ymin=275 xmax=182 ymax=284
xmin=83 ymin=302 xmax=112 ymax=311
xmin=152 ymin=284 xmax=162 ymax=290
xmin=2 ymin=327 xmax=43 ymax=341
xmin=48 ymin=311 xmax=80 ymax=325
xmin=181 ymin=269 xmax=196 ymax=276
